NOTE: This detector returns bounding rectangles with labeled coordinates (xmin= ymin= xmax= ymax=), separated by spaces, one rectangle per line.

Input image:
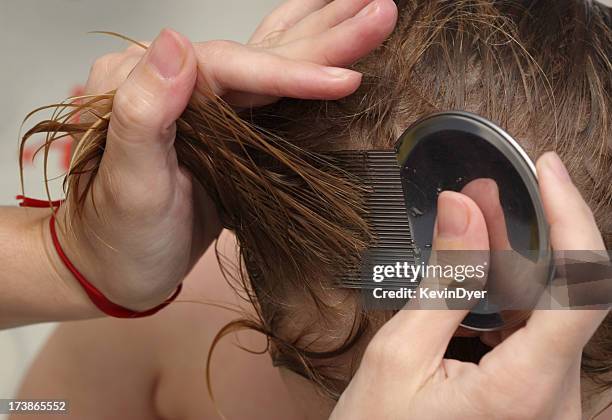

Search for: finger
xmin=194 ymin=40 xmax=362 ymax=106
xmin=103 ymin=28 xmax=197 ymax=178
xmin=539 ymin=152 xmax=605 ymax=250
xmin=270 ymin=0 xmax=398 ymax=67
xmin=461 ymin=178 xmax=512 ymax=250
xmin=85 ymin=53 xmax=143 ymax=95
xmin=369 ymin=192 xmax=489 ymax=379
xmin=85 ymin=42 xmax=149 ymax=95
xmin=498 ymin=152 xmax=609 ymax=376
xmin=462 ymin=178 xmax=544 ymax=317
xmin=125 ymin=41 xmax=150 ymax=54
xmin=406 ymin=192 xmax=490 ymax=311
xmin=249 ymin=0 xmax=330 ymax=44
xmin=274 ymin=0 xmax=374 ymax=45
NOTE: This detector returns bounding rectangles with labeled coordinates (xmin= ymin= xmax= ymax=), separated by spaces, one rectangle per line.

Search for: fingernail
xmin=146 ymin=29 xmax=186 ymax=79
xmin=356 ymin=0 xmax=379 ymax=18
xmin=544 ymin=152 xmax=571 ymax=183
xmin=437 ymin=192 xmax=470 ymax=238
xmin=321 ymin=66 xmax=358 ymax=79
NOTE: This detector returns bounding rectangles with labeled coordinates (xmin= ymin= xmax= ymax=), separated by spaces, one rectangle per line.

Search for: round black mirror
xmin=396 ymin=111 xmax=553 ymax=331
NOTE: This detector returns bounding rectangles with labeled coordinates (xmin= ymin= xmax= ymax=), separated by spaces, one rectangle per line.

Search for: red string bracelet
xmin=17 ymin=195 xmax=182 ymax=318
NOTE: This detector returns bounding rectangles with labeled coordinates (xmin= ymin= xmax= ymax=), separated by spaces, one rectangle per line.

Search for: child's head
xmin=232 ymin=0 xmax=612 ymax=399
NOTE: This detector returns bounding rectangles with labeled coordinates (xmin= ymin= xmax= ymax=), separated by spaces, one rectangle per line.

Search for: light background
xmin=0 ymin=0 xmax=279 ymax=414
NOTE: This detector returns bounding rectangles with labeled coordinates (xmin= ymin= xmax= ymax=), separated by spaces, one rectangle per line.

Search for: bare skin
xmin=12 ymin=232 xmax=304 ymax=420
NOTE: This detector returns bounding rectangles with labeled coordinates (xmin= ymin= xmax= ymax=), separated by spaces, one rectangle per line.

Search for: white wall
xmin=0 ymin=0 xmax=280 ymax=413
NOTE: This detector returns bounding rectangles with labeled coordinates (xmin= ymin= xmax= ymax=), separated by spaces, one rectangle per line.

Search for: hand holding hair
xmin=2 ymin=0 xmax=398 ymax=327
xmin=329 ymin=152 xmax=609 ymax=420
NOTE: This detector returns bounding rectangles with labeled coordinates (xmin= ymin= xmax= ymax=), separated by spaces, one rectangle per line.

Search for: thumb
xmin=406 ymin=191 xmax=490 ymax=312
xmin=104 ymin=29 xmax=197 ymax=178
xmin=364 ymin=191 xmax=489 ymax=389
xmin=374 ymin=192 xmax=489 ymax=373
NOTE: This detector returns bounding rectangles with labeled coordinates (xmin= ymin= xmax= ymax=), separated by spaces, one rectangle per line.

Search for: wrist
xmin=28 ymin=209 xmax=102 ymax=319
xmin=53 ymin=206 xmax=183 ymax=312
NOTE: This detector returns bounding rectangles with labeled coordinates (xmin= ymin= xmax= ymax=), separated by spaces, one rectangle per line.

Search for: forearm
xmin=0 ymin=185 xmax=221 ymax=328
xmin=0 ymin=207 xmax=100 ymax=329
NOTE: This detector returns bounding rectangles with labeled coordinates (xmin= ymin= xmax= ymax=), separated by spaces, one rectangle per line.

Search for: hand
xmin=330 ymin=152 xmax=609 ymax=420
xmin=56 ymin=0 xmax=399 ymax=311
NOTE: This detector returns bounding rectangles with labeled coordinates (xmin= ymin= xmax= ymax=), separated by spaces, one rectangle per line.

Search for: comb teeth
xmin=332 ymin=151 xmax=418 ymax=289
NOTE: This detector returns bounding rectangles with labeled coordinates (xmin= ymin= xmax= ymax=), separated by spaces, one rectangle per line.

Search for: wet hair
xmin=21 ymin=0 xmax=612 ymax=407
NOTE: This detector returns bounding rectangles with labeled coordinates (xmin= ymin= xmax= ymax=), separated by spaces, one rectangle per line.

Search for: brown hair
xmin=20 ymin=0 xmax=612 ymax=408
